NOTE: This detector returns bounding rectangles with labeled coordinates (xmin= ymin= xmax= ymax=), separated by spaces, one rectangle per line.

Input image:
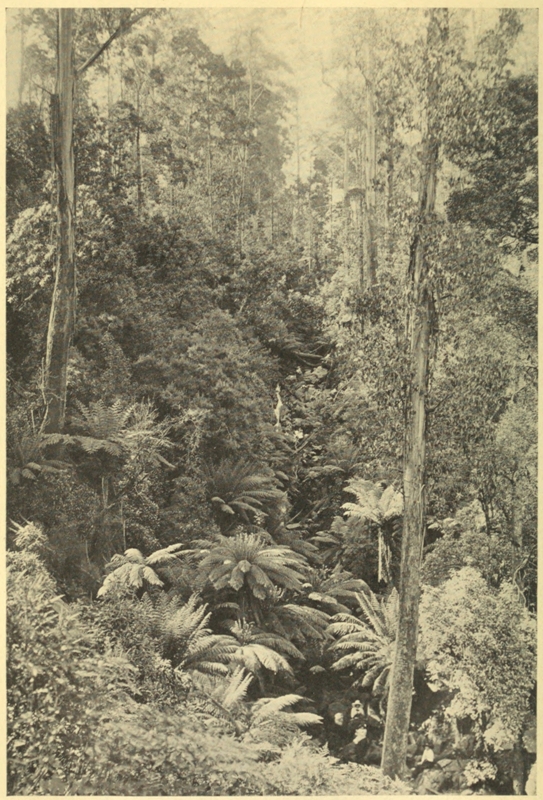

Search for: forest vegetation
xmin=6 ymin=7 xmax=537 ymax=796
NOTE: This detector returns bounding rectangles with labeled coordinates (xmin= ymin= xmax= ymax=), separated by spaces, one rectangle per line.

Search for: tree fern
xmin=97 ymin=543 xmax=186 ymax=597
xmin=188 ymin=667 xmax=253 ymax=735
xmin=72 ymin=398 xmax=134 ymax=442
xmin=141 ymin=593 xmax=237 ymax=675
xmin=245 ymin=694 xmax=322 ymax=747
xmin=70 ymin=399 xmax=174 ymax=466
xmin=223 ymin=620 xmax=299 ymax=685
xmin=263 ymin=601 xmax=331 ymax=645
xmin=7 ymin=427 xmax=71 ymax=485
xmin=204 ymin=458 xmax=285 ymax=530
xmin=327 ymin=588 xmax=398 ymax=698
xmin=198 ymin=533 xmax=309 ymax=609
xmin=303 ymin=565 xmax=369 ymax=613
xmin=342 ymin=479 xmax=403 ymax=583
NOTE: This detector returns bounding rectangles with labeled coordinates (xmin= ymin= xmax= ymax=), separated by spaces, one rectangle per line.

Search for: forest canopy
xmin=6 ymin=7 xmax=537 ymax=796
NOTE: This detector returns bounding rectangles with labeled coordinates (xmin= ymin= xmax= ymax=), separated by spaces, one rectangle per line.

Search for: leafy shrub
xmin=263 ymin=735 xmax=410 ymax=795
xmin=422 ymin=500 xmax=519 ymax=589
xmin=7 ymin=541 xmax=134 ymax=794
xmin=74 ymin=700 xmax=277 ymax=796
xmin=419 ymin=567 xmax=536 ymax=746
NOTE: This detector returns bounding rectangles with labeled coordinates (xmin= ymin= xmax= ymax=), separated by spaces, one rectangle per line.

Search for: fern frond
xmin=223 ymin=667 xmax=253 ymax=708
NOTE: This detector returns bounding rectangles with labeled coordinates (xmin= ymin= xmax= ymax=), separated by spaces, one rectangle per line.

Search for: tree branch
xmin=76 ymin=9 xmax=153 ymax=77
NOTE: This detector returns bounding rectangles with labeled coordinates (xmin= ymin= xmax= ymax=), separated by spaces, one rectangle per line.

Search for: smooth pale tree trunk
xmin=381 ymin=9 xmax=448 ymax=780
xmin=342 ymin=128 xmax=350 ymax=274
xmin=18 ymin=12 xmax=27 ymax=106
xmin=362 ymin=43 xmax=378 ymax=287
xmin=42 ymin=9 xmax=75 ymax=434
xmin=41 ymin=10 xmax=151 ymax=434
xmin=349 ymin=190 xmax=363 ymax=289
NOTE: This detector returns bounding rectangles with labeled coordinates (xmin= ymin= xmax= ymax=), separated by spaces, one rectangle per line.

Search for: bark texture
xmin=42 ymin=9 xmax=75 ymax=434
xmin=41 ymin=10 xmax=149 ymax=433
xmin=381 ymin=9 xmax=448 ymax=779
xmin=511 ymin=738 xmax=526 ymax=795
xmin=362 ymin=43 xmax=378 ymax=287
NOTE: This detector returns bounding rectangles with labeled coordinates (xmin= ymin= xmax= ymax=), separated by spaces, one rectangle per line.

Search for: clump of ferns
xmin=188 ymin=667 xmax=254 ymax=736
xmin=63 ymin=399 xmax=174 ymax=504
xmin=204 ymin=457 xmax=286 ymax=532
xmin=244 ymin=694 xmax=323 ymax=749
xmin=141 ymin=592 xmax=237 ymax=676
xmin=189 ymin=669 xmax=323 ymax=748
xmin=327 ymin=588 xmax=399 ymax=708
xmin=262 ymin=586 xmax=331 ymax=649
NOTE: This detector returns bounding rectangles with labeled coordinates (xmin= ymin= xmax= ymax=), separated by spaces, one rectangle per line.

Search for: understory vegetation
xmin=6 ymin=8 xmax=537 ymax=796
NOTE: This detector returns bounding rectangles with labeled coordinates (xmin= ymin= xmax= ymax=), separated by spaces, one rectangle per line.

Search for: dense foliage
xmin=6 ymin=7 xmax=536 ymax=795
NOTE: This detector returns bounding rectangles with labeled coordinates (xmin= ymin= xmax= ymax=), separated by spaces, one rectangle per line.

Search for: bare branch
xmin=76 ymin=9 xmax=153 ymax=77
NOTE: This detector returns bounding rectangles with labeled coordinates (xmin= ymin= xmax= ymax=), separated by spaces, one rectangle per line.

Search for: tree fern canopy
xmin=327 ymin=588 xmax=398 ymax=696
xmin=198 ymin=533 xmax=309 ymax=600
xmin=303 ymin=565 xmax=369 ymax=613
xmin=72 ymin=398 xmax=134 ymax=442
xmin=205 ymin=458 xmax=286 ymax=530
xmin=342 ymin=480 xmax=403 ymax=526
xmin=98 ymin=543 xmax=188 ymax=597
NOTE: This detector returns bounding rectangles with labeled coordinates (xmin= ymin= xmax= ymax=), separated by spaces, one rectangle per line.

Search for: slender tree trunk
xmin=512 ymin=738 xmax=526 ymax=794
xmin=42 ymin=9 xmax=75 ymax=434
xmin=206 ymin=78 xmax=214 ymax=233
xmin=135 ymin=92 xmax=143 ymax=216
xmin=362 ymin=43 xmax=378 ymax=286
xmin=381 ymin=9 xmax=447 ymax=779
xmin=41 ymin=9 xmax=148 ymax=434
xmin=342 ymin=127 xmax=350 ymax=274
xmin=18 ymin=12 xmax=26 ymax=106
xmin=350 ymin=190 xmax=363 ymax=288
xmin=383 ymin=145 xmax=395 ymax=257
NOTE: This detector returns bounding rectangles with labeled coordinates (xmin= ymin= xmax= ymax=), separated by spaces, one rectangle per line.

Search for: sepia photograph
xmin=5 ymin=6 xmax=538 ymax=795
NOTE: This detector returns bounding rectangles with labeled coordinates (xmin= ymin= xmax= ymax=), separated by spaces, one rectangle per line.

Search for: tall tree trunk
xmin=206 ymin=78 xmax=215 ymax=233
xmin=135 ymin=92 xmax=143 ymax=216
xmin=383 ymin=146 xmax=394 ymax=254
xmin=18 ymin=11 xmax=26 ymax=105
xmin=41 ymin=9 xmax=150 ymax=434
xmin=342 ymin=127 xmax=351 ymax=275
xmin=349 ymin=189 xmax=363 ymax=289
xmin=381 ymin=9 xmax=447 ymax=779
xmin=511 ymin=738 xmax=526 ymax=795
xmin=42 ymin=9 xmax=75 ymax=434
xmin=362 ymin=43 xmax=378 ymax=286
